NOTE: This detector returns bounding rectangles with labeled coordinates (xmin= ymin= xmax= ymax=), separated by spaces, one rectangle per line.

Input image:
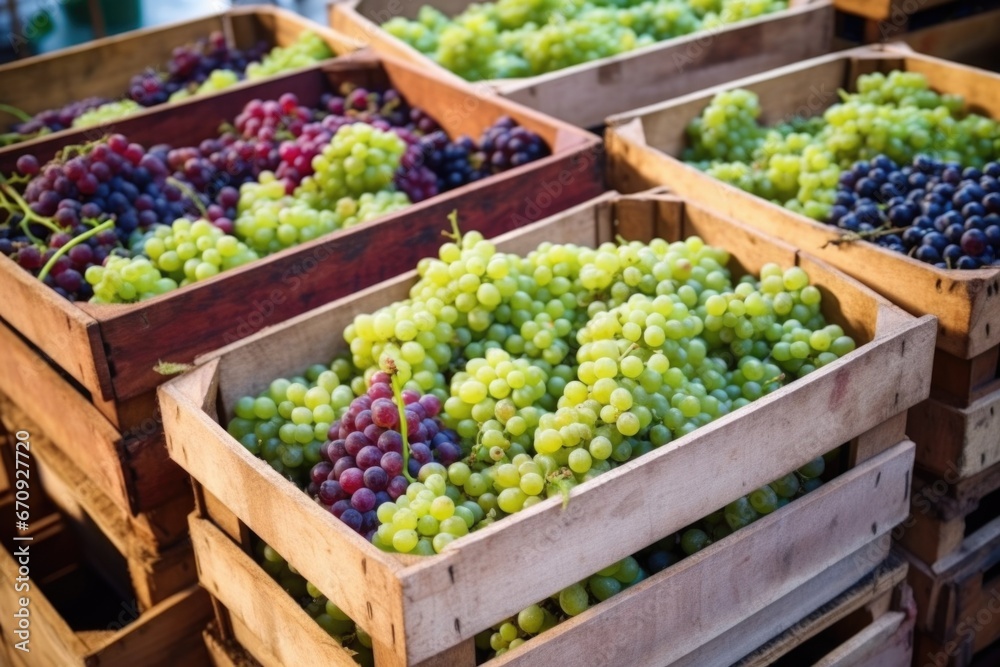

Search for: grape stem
xmin=0 ymin=103 xmax=33 ymax=123
xmin=37 ymin=219 xmax=114 ymax=282
xmin=386 ymin=358 xmax=417 ymax=483
xmin=822 ymin=226 xmax=903 ymax=248
xmin=0 ymin=182 xmax=63 ymax=238
xmin=54 ymin=135 xmax=107 ymax=163
xmin=442 ymin=209 xmax=462 ymax=244
xmin=154 ymin=361 xmax=197 ymax=376
xmin=547 ymin=468 xmax=574 ymax=509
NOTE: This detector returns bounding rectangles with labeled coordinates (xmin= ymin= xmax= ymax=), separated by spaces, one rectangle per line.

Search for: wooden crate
xmin=898 ymin=462 xmax=1000 ymax=566
xmin=159 ymin=190 xmax=935 ymax=666
xmin=191 ymin=437 xmax=911 ymax=667
xmin=0 ymin=396 xmax=196 ymax=611
xmin=0 ymin=318 xmax=190 ymax=516
xmin=0 ymin=6 xmax=360 ymax=155
xmin=898 ymin=513 xmax=1000 ymax=667
xmin=0 ymin=500 xmax=211 ymax=667
xmin=605 ymin=45 xmax=1000 ymax=477
xmin=731 ymin=555 xmax=914 ymax=666
xmin=329 ymin=0 xmax=835 ymax=128
xmin=0 ymin=53 xmax=601 ymax=414
xmin=902 ymin=8 xmax=1000 ymax=72
xmin=203 ymin=622 xmax=261 ymax=667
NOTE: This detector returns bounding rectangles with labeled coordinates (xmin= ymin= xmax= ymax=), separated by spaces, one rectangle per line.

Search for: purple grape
xmin=340 ymin=509 xmax=363 ymax=532
xmin=363 ymin=424 xmax=384 ymax=443
xmin=381 ymin=451 xmax=403 ymax=477
xmin=344 ymin=432 xmax=372 ymax=456
xmin=340 ymin=467 xmax=364 ymax=495
xmin=354 ymin=409 xmax=374 ymax=432
xmin=319 ymin=479 xmax=346 ymax=504
xmin=356 ymin=445 xmax=382 ymax=470
xmin=363 ymin=466 xmax=388 ymax=492
xmin=371 ymin=398 xmax=399 ymax=429
xmin=332 ymin=456 xmax=356 ymax=480
xmin=378 ymin=430 xmax=403 ymax=454
xmin=351 ymin=488 xmax=376 ymax=512
xmin=326 ymin=439 xmax=348 ymax=462
xmin=387 ymin=475 xmax=409 ymax=500
xmin=310 ymin=462 xmax=333 ymax=485
xmin=330 ymin=499 xmax=352 ymax=519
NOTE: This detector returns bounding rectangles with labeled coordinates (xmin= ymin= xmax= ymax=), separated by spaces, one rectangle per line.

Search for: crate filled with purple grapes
xmin=0 ymin=6 xmax=359 ymax=153
xmin=0 ymin=52 xmax=602 ymax=527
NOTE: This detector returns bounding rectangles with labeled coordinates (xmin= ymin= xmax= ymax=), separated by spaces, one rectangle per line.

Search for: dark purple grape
xmin=371 ymin=398 xmax=399 ymax=429
xmin=363 ymin=466 xmax=388 ymax=492
xmin=381 ymin=451 xmax=403 ymax=477
xmin=340 ymin=509 xmax=363 ymax=532
xmin=387 ymin=475 xmax=409 ymax=500
xmin=319 ymin=479 xmax=347 ymax=504
xmin=961 ymin=229 xmax=987 ymax=257
xmin=330 ymin=499 xmax=352 ymax=519
xmin=351 ymin=488 xmax=376 ymax=513
xmin=332 ymin=456 xmax=356 ymax=480
xmin=340 ymin=467 xmax=364 ymax=495
xmin=344 ymin=431 xmax=372 ymax=456
xmin=356 ymin=446 xmax=382 ymax=470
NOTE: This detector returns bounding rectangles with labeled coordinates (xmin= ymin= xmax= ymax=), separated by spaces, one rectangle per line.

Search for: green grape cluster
xmin=296 ymin=124 xmax=408 ymax=209
xmin=684 ymin=70 xmax=1000 ymax=220
xmin=383 ymin=0 xmax=788 ymax=80
xmin=84 ymin=218 xmax=258 ymax=302
xmin=85 ymin=255 xmax=176 ymax=303
xmin=373 ymin=469 xmax=485 ymax=554
xmin=247 ymin=32 xmax=335 ymax=79
xmin=170 ymin=69 xmax=240 ymax=102
xmin=71 ymin=99 xmax=143 ymax=128
xmin=477 ymin=555 xmax=646 ymax=658
xmin=255 ymin=540 xmax=374 ymax=666
xmin=228 ymin=359 xmax=356 ymax=485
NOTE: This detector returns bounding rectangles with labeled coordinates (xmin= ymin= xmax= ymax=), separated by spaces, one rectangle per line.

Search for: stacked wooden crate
xmin=328 ymin=0 xmax=835 ymax=127
xmin=605 ymin=44 xmax=1000 ymax=666
xmin=158 ymin=191 xmax=934 ymax=666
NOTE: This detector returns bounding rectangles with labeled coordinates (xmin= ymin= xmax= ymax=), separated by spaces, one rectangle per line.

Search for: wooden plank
xmin=813 ymin=611 xmax=906 ymax=666
xmin=834 ymin=0 xmax=956 ymax=22
xmin=203 ymin=624 xmax=262 ymax=667
xmin=191 ymin=517 xmax=360 ymax=667
xmin=908 ymin=388 xmax=1000 ymax=479
xmin=0 ymin=323 xmax=131 ymax=513
xmin=605 ymin=46 xmax=1000 ymax=360
xmin=331 ymin=0 xmax=834 ymax=127
xmin=931 ymin=345 xmax=1000 ymax=407
xmin=674 ymin=538 xmax=894 ymax=667
xmin=489 ymin=444 xmax=914 ymax=667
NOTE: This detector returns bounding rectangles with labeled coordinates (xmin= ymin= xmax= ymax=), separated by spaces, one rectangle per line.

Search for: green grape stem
xmin=442 ymin=209 xmax=462 ymax=244
xmin=0 ymin=182 xmax=63 ymax=237
xmin=54 ymin=135 xmax=107 ymax=163
xmin=547 ymin=468 xmax=574 ymax=509
xmin=0 ymin=103 xmax=33 ymax=123
xmin=386 ymin=358 xmax=417 ymax=483
xmin=154 ymin=361 xmax=197 ymax=375
xmin=37 ymin=219 xmax=114 ymax=282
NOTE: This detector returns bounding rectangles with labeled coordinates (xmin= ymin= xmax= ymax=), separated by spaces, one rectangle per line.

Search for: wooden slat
xmin=903 ymin=9 xmax=1000 ymax=72
xmin=813 ymin=611 xmax=906 ymax=666
xmin=0 ymin=321 xmax=130 ymax=511
xmin=675 ymin=538 xmax=893 ymax=667
xmin=606 ymin=46 xmax=1000 ymax=360
xmin=908 ymin=388 xmax=1000 ymax=479
xmin=489 ymin=443 xmax=914 ymax=667
xmin=834 ymin=0 xmax=956 ymax=22
xmin=191 ymin=517 xmax=368 ymax=667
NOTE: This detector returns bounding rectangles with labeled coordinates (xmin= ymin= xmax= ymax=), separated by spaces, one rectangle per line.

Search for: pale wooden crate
xmin=329 ymin=0 xmax=834 ymax=127
xmin=159 ymin=190 xmax=935 ymax=666
xmin=190 ymin=436 xmax=911 ymax=667
xmin=0 ymin=502 xmax=211 ymax=667
xmin=604 ymin=45 xmax=1000 ymax=478
xmin=0 ymin=6 xmax=362 ymax=159
xmin=0 ymin=397 xmax=195 ymax=612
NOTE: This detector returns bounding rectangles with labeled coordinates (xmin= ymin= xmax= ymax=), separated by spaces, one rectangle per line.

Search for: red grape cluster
xmin=11 ymin=97 xmax=110 ymax=136
xmin=310 ymin=371 xmax=461 ymax=537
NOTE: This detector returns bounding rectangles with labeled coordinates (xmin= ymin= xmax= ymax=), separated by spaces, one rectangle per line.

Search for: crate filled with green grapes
xmin=328 ymin=0 xmax=833 ymax=128
xmin=0 ymin=6 xmax=362 ymax=156
xmin=0 ymin=52 xmax=601 ymax=522
xmin=160 ymin=190 xmax=934 ymax=666
xmin=606 ymin=45 xmax=1000 ymax=480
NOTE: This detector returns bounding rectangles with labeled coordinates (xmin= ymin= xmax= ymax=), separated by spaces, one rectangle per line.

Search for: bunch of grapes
xmin=129 ymin=31 xmax=269 ymax=106
xmin=7 ymin=97 xmax=110 ymax=139
xmin=684 ymin=70 xmax=1000 ymax=227
xmin=246 ymin=32 xmax=334 ymax=79
xmin=71 ymin=100 xmax=144 ymax=128
xmin=828 ymin=155 xmax=1000 ymax=269
xmin=383 ymin=0 xmax=790 ymax=80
